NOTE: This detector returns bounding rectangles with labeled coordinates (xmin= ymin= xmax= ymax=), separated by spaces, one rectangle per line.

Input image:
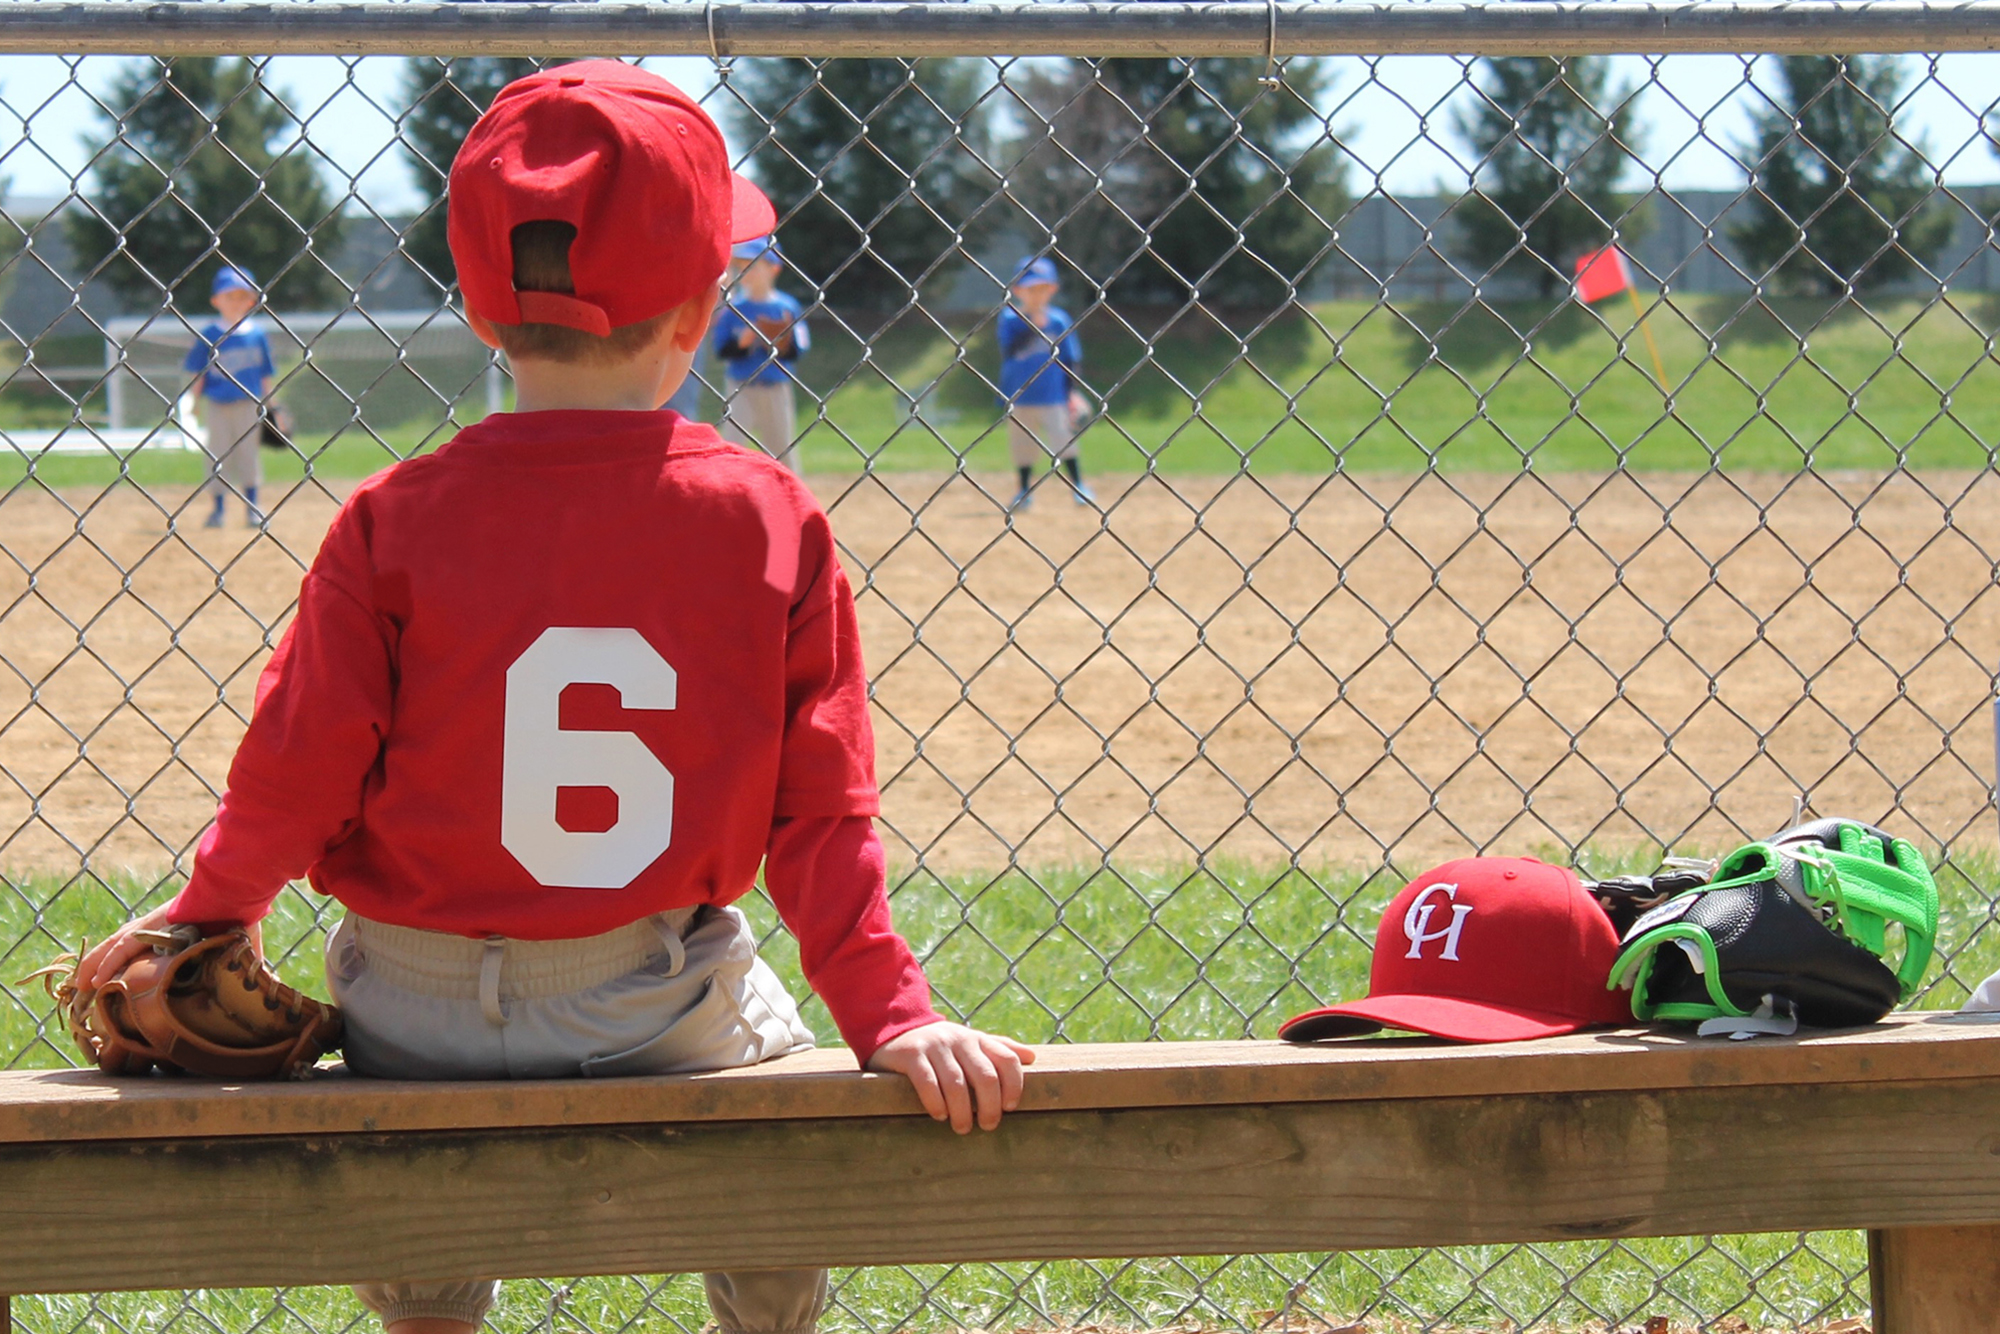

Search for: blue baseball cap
xmin=732 ymin=237 xmax=783 ymax=265
xmin=211 ymin=265 xmax=257 ymax=297
xmin=1012 ymin=256 xmax=1059 ymax=288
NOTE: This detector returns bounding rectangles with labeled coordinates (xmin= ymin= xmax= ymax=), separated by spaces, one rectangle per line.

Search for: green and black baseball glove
xmin=1604 ymin=817 xmax=1938 ymax=1032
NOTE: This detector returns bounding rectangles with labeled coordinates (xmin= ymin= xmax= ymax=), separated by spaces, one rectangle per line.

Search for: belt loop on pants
xmin=650 ymin=913 xmax=688 ymax=978
xmin=479 ymin=935 xmax=506 ymax=1026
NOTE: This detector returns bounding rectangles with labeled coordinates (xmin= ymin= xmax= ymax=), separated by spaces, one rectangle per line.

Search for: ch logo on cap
xmin=1403 ymin=882 xmax=1473 ymax=960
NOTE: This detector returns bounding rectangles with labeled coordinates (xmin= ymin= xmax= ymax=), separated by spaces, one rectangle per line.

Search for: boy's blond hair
xmin=494 ymin=221 xmax=680 ymax=366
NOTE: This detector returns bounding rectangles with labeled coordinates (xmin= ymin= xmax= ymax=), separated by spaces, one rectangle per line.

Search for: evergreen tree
xmin=725 ymin=59 xmax=995 ymax=309
xmin=68 ymin=58 xmax=347 ymax=311
xmin=398 ymin=57 xmax=541 ymax=290
xmin=1452 ymin=57 xmax=1640 ymax=299
xmin=1732 ymin=55 xmax=1951 ymax=296
xmin=1002 ymin=59 xmax=1348 ymax=307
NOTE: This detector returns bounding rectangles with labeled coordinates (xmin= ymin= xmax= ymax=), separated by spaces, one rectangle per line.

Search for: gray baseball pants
xmin=1006 ymin=403 xmax=1075 ymax=470
xmin=201 ymin=396 xmax=263 ymax=500
xmin=328 ymin=905 xmax=826 ymax=1334
xmin=720 ymin=380 xmax=801 ymax=475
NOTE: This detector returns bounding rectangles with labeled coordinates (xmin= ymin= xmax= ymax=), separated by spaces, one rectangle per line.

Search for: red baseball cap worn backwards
xmin=1280 ymin=857 xmax=1630 ymax=1044
xmin=449 ymin=60 xmax=776 ymax=337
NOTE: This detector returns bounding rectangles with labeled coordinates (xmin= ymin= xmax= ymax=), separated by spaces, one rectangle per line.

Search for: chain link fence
xmin=2 ymin=4 xmax=1998 ymax=1329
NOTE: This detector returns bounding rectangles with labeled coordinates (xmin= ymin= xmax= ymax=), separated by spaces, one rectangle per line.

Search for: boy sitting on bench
xmin=79 ymin=60 xmax=1032 ymax=1334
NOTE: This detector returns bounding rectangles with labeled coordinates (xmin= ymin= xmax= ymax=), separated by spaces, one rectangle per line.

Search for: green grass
xmin=809 ymin=292 xmax=2000 ymax=476
xmin=4 ymin=850 xmax=1987 ymax=1330
xmin=4 ymin=1237 xmax=1875 ymax=1334
xmin=47 ymin=847 xmax=1983 ymax=1061
xmin=5 ymin=292 xmax=1998 ymax=491
xmin=0 ymin=417 xmax=449 ymax=494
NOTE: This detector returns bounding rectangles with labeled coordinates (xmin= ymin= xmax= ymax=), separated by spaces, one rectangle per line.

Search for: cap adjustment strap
xmin=516 ymin=290 xmax=613 ymax=337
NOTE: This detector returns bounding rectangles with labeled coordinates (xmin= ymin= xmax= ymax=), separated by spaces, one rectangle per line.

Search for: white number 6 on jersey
xmin=501 ymin=626 xmax=676 ymax=888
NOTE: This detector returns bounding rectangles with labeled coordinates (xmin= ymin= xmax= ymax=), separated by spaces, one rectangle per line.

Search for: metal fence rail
xmin=13 ymin=0 xmax=2000 ymax=57
xmin=0 ymin=3 xmax=1994 ymax=1329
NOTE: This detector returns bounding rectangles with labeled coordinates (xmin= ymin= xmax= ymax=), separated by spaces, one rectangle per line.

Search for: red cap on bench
xmin=1279 ymin=857 xmax=1629 ymax=1044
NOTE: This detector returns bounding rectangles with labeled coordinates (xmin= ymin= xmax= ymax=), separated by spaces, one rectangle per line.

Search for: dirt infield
xmin=1 ymin=468 xmax=1995 ymax=877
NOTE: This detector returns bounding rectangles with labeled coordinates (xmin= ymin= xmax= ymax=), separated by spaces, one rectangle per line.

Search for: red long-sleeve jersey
xmin=169 ymin=409 xmax=939 ymax=1061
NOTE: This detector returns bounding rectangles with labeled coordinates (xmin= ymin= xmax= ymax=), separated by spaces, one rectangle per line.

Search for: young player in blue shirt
xmin=182 ymin=265 xmax=277 ymax=528
xmin=715 ymin=237 xmax=809 ymax=474
xmin=998 ymin=256 xmax=1092 ymax=511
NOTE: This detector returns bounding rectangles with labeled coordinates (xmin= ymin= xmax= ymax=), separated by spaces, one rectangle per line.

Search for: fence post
xmin=485 ymin=357 xmax=505 ymax=417
xmin=103 ymin=330 xmax=124 ymax=434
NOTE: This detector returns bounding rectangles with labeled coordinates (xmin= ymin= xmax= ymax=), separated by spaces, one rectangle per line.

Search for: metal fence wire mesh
xmin=3 ymin=4 xmax=2000 ymax=1329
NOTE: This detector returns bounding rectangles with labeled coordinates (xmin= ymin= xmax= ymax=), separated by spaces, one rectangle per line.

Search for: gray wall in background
xmin=1 ymin=203 xmax=123 ymax=347
xmin=1314 ymin=186 xmax=2000 ymax=303
xmin=5 ymin=186 xmax=1998 ymax=350
xmin=0 ymin=198 xmax=441 ymax=347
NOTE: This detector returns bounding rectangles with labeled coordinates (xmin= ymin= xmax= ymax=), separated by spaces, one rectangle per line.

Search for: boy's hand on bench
xmin=867 ymin=1022 xmax=1037 ymax=1133
xmin=76 ymin=905 xmax=176 ymax=990
xmin=78 ymin=907 xmax=263 ymax=990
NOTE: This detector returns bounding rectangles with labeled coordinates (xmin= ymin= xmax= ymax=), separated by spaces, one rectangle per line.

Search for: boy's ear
xmin=465 ymin=308 xmax=504 ymax=351
xmin=670 ymin=285 xmax=721 ymax=354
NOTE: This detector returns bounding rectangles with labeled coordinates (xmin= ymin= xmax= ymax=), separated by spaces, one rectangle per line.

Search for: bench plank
xmin=3 ymin=1013 xmax=1998 ymax=1145
xmin=3 ymin=1074 xmax=2000 ymax=1292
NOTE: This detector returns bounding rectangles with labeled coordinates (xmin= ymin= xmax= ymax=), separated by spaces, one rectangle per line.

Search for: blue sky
xmin=1 ymin=52 xmax=1996 ymax=213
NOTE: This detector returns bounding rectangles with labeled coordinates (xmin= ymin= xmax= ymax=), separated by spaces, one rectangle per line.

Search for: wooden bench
xmin=4 ymin=1014 xmax=2000 ymax=1333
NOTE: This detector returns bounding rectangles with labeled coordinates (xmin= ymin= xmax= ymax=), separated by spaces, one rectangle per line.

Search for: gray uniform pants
xmin=720 ymin=380 xmax=801 ymax=475
xmin=1006 ymin=402 xmax=1076 ymax=470
xmin=329 ymin=906 xmax=826 ymax=1334
xmin=201 ymin=396 xmax=263 ymax=500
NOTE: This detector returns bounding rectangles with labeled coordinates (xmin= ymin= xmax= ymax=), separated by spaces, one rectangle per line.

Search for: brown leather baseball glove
xmin=31 ymin=925 xmax=341 ymax=1079
xmin=753 ymin=315 xmax=796 ymax=356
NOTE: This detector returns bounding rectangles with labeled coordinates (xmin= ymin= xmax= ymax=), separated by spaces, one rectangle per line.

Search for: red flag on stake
xmin=1573 ymin=245 xmax=1667 ymax=394
xmin=1573 ymin=245 xmax=1631 ymax=304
